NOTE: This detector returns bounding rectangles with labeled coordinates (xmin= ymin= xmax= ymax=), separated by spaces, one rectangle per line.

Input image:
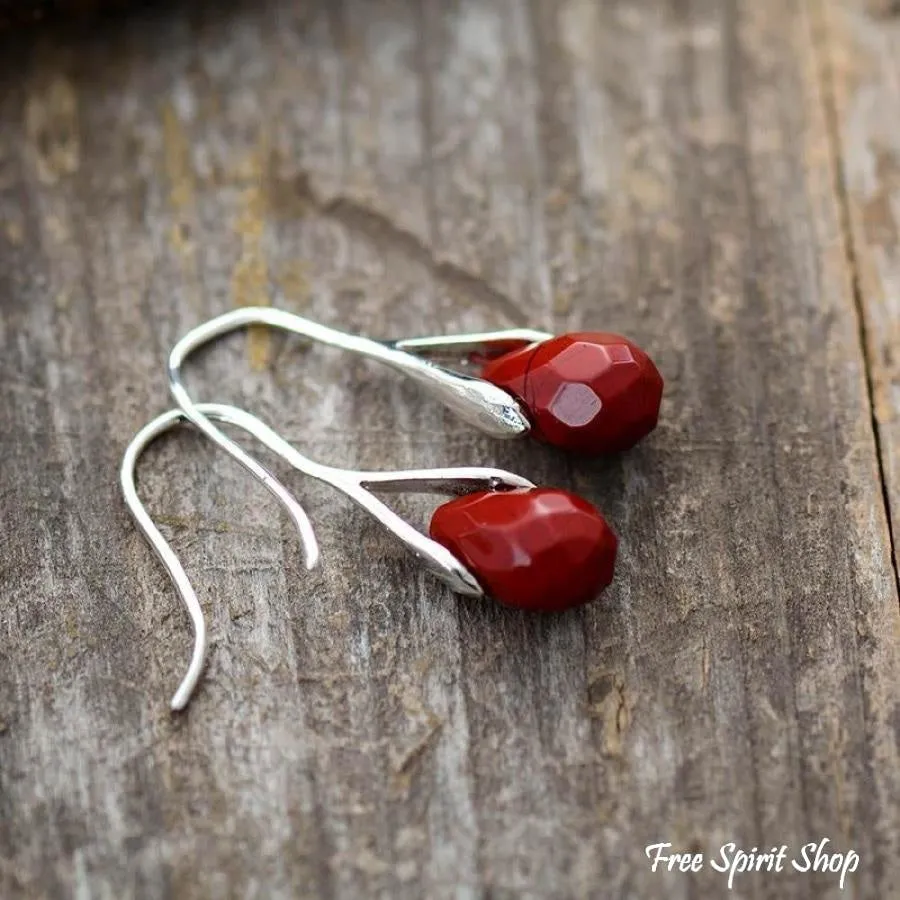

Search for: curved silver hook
xmin=197 ymin=404 xmax=535 ymax=596
xmin=121 ymin=403 xmax=318 ymax=711
xmin=166 ymin=309 xmax=542 ymax=522
xmin=123 ymin=402 xmax=534 ymax=710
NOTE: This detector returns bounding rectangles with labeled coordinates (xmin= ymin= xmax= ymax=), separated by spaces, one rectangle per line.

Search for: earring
xmin=167 ymin=308 xmax=663 ymax=461
xmin=395 ymin=327 xmax=664 ymax=455
xmin=121 ymin=403 xmax=617 ymax=710
xmin=164 ymin=307 xmax=645 ymax=613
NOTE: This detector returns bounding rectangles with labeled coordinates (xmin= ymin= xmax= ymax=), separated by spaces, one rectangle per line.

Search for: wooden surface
xmin=1 ymin=1 xmax=899 ymax=898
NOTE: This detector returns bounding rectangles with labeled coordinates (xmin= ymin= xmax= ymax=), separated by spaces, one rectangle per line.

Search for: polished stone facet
xmin=430 ymin=488 xmax=617 ymax=612
xmin=481 ymin=332 xmax=664 ymax=453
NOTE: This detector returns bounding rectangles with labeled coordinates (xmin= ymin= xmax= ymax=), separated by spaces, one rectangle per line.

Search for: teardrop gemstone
xmin=430 ymin=487 xmax=617 ymax=612
xmin=481 ymin=333 xmax=663 ymax=454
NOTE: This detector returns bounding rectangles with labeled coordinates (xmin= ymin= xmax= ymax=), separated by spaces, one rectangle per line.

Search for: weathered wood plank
xmin=0 ymin=1 xmax=898 ymax=898
xmin=824 ymin=0 xmax=900 ymax=574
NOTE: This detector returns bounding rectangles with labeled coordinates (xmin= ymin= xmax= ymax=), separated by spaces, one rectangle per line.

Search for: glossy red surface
xmin=481 ymin=332 xmax=663 ymax=453
xmin=430 ymin=488 xmax=617 ymax=612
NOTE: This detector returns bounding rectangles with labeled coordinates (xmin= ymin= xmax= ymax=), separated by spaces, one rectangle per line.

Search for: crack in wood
xmin=810 ymin=0 xmax=900 ymax=603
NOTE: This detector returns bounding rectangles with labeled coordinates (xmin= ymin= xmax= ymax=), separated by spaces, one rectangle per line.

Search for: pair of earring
xmin=122 ymin=308 xmax=664 ymax=709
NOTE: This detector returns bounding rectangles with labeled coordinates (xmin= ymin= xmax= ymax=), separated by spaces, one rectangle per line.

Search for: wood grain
xmin=0 ymin=1 xmax=898 ymax=898
xmin=825 ymin=0 xmax=900 ymax=578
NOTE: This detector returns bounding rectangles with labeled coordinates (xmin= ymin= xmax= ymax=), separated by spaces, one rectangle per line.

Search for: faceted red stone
xmin=481 ymin=332 xmax=664 ymax=454
xmin=429 ymin=488 xmax=617 ymax=612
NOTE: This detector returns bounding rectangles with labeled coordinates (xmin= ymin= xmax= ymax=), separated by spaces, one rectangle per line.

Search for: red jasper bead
xmin=481 ymin=332 xmax=663 ymax=454
xmin=429 ymin=488 xmax=617 ymax=612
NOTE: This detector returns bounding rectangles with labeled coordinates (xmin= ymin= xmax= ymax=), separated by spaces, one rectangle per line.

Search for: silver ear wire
xmin=122 ymin=401 xmax=534 ymax=710
xmin=199 ymin=403 xmax=535 ymax=596
xmin=121 ymin=404 xmax=319 ymax=711
xmin=166 ymin=309 xmax=542 ymax=512
xmin=388 ymin=328 xmax=553 ymax=363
